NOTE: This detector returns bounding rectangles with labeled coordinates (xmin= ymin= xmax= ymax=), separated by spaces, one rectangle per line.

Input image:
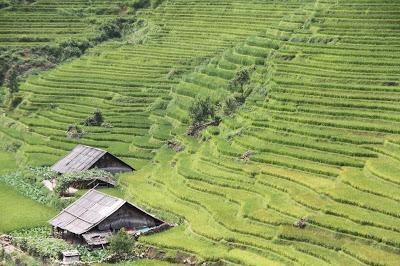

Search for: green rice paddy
xmin=0 ymin=183 xmax=56 ymax=232
xmin=1 ymin=0 xmax=400 ymax=264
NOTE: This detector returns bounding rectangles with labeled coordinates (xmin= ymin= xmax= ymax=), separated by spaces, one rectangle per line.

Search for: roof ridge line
xmin=47 ymin=188 xmax=95 ymax=224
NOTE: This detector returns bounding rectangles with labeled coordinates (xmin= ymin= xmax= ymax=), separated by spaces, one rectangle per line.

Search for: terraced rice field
xmin=2 ymin=0 xmax=310 ymax=167
xmin=0 ymin=0 xmax=125 ymax=48
xmin=1 ymin=0 xmax=400 ymax=265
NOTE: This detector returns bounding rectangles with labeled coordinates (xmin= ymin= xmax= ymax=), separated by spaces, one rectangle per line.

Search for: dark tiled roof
xmin=51 ymin=145 xmax=106 ymax=174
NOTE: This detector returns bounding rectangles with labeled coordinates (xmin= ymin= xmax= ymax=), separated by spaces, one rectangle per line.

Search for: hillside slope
xmin=123 ymin=0 xmax=400 ymax=265
xmin=1 ymin=0 xmax=400 ymax=265
xmin=0 ymin=0 xmax=310 ymax=166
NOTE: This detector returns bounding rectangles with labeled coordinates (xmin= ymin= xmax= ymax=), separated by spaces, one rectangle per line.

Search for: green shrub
xmin=131 ymin=0 xmax=150 ymax=9
xmin=77 ymin=245 xmax=112 ymax=263
xmin=223 ymin=96 xmax=239 ymax=115
xmin=83 ymin=109 xmax=104 ymax=126
xmin=108 ymin=228 xmax=135 ymax=259
xmin=55 ymin=168 xmax=114 ymax=195
xmin=189 ymin=96 xmax=215 ymax=125
xmin=7 ymin=69 xmax=19 ymax=94
xmin=228 ymin=66 xmax=255 ymax=91
xmin=12 ymin=227 xmax=72 ymax=260
xmin=0 ymin=167 xmax=55 ymax=204
xmin=7 ymin=94 xmax=22 ymax=110
xmin=97 ymin=17 xmax=137 ymax=41
xmin=66 ymin=124 xmax=84 ymax=139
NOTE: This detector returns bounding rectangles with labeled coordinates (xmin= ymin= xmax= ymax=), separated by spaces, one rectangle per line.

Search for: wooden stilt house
xmin=49 ymin=189 xmax=171 ymax=246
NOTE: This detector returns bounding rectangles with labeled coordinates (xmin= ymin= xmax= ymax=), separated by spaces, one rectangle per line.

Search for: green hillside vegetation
xmin=1 ymin=0 xmax=400 ymax=265
xmin=0 ymin=183 xmax=56 ymax=232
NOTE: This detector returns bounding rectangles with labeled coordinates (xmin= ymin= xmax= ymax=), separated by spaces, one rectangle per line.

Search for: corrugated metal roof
xmin=51 ymin=144 xmax=135 ymax=174
xmin=49 ymin=190 xmax=125 ymax=235
xmin=51 ymin=145 xmax=107 ymax=174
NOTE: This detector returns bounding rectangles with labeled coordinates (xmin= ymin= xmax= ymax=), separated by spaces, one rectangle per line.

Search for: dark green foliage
xmin=0 ymin=17 xmax=140 ymax=91
xmin=8 ymin=69 xmax=19 ymax=93
xmin=131 ymin=0 xmax=165 ymax=10
xmin=66 ymin=124 xmax=84 ymax=138
xmin=10 ymin=0 xmax=35 ymax=4
xmin=11 ymin=227 xmax=112 ymax=262
xmin=66 ymin=124 xmax=82 ymax=133
xmin=223 ymin=86 xmax=253 ymax=116
xmin=228 ymin=65 xmax=256 ymax=92
xmin=77 ymin=245 xmax=112 ymax=263
xmin=55 ymin=168 xmax=114 ymax=195
xmin=108 ymin=228 xmax=135 ymax=259
xmin=131 ymin=0 xmax=150 ymax=9
xmin=223 ymin=95 xmax=239 ymax=115
xmin=0 ymin=0 xmax=9 ymax=9
xmin=96 ymin=17 xmax=137 ymax=41
xmin=0 ymin=167 xmax=56 ymax=205
xmin=83 ymin=109 xmax=104 ymax=126
xmin=229 ymin=67 xmax=250 ymax=91
xmin=189 ymin=96 xmax=215 ymax=125
xmin=7 ymin=95 xmax=22 ymax=110
xmin=59 ymin=39 xmax=90 ymax=60
xmin=0 ymin=58 xmax=8 ymax=86
xmin=11 ymin=227 xmax=71 ymax=260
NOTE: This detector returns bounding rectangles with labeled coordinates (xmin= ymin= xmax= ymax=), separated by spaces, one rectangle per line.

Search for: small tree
xmin=93 ymin=109 xmax=104 ymax=124
xmin=229 ymin=68 xmax=250 ymax=90
xmin=83 ymin=109 xmax=104 ymax=126
xmin=108 ymin=228 xmax=135 ymax=259
xmin=223 ymin=95 xmax=238 ymax=115
xmin=189 ymin=96 xmax=215 ymax=125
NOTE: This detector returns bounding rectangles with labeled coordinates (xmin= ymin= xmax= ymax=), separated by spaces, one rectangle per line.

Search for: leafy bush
xmin=228 ymin=66 xmax=255 ymax=91
xmin=12 ymin=227 xmax=72 ymax=260
xmin=0 ymin=167 xmax=60 ymax=207
xmin=55 ymin=168 xmax=114 ymax=195
xmin=223 ymin=96 xmax=239 ymax=115
xmin=101 ymin=121 xmax=113 ymax=128
xmin=131 ymin=0 xmax=150 ymax=9
xmin=229 ymin=68 xmax=249 ymax=91
xmin=6 ymin=94 xmax=22 ymax=110
xmin=96 ymin=17 xmax=137 ymax=41
xmin=77 ymin=245 xmax=112 ymax=263
xmin=83 ymin=109 xmax=104 ymax=126
xmin=7 ymin=69 xmax=18 ymax=94
xmin=108 ymin=228 xmax=135 ymax=259
xmin=12 ymin=227 xmax=112 ymax=263
xmin=66 ymin=124 xmax=84 ymax=138
xmin=0 ymin=169 xmax=50 ymax=204
xmin=189 ymin=96 xmax=215 ymax=125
